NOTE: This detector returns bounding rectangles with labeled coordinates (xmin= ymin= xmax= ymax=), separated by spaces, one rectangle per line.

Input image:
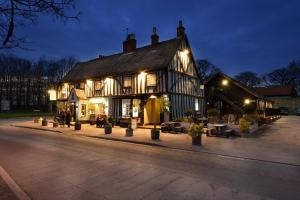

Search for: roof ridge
xmin=80 ymin=37 xmax=180 ymax=65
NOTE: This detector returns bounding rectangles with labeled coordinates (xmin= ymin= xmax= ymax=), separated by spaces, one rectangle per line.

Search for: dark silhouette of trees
xmin=0 ymin=54 xmax=76 ymax=110
xmin=234 ymin=71 xmax=261 ymax=87
xmin=196 ymin=59 xmax=222 ymax=82
xmin=0 ymin=0 xmax=79 ymax=49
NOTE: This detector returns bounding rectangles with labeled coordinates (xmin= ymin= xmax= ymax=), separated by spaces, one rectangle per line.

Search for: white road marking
xmin=0 ymin=165 xmax=30 ymax=200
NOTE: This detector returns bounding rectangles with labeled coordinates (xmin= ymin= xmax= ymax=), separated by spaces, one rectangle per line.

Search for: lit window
xmin=95 ymin=81 xmax=103 ymax=90
xmin=81 ymin=104 xmax=86 ymax=116
xmin=80 ymin=82 xmax=85 ymax=89
xmin=146 ymin=74 xmax=156 ymax=86
xmin=195 ymin=98 xmax=199 ymax=111
xmin=123 ymin=76 xmax=132 ymax=87
xmin=122 ymin=99 xmax=131 ymax=117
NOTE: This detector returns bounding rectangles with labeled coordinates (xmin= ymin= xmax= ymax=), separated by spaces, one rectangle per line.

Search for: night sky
xmin=10 ymin=0 xmax=300 ymax=76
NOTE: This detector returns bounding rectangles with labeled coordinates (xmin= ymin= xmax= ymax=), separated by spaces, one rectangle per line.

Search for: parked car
xmin=296 ymin=108 xmax=300 ymax=116
xmin=279 ymin=107 xmax=289 ymax=115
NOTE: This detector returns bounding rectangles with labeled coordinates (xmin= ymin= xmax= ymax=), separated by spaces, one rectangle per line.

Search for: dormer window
xmin=146 ymin=73 xmax=156 ymax=87
xmin=123 ymin=76 xmax=132 ymax=88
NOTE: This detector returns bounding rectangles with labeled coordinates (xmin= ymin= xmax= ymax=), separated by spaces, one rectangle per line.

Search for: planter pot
xmin=75 ymin=122 xmax=81 ymax=130
xmin=34 ymin=118 xmax=40 ymax=123
xmin=42 ymin=119 xmax=48 ymax=126
xmin=192 ymin=136 xmax=202 ymax=146
xmin=125 ymin=128 xmax=133 ymax=137
xmin=104 ymin=125 xmax=112 ymax=134
xmin=151 ymin=128 xmax=160 ymax=140
xmin=53 ymin=122 xmax=58 ymax=128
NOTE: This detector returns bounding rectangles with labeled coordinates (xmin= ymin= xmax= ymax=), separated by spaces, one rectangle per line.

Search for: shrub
xmin=184 ymin=108 xmax=193 ymax=117
xmin=239 ymin=118 xmax=250 ymax=133
xmin=173 ymin=118 xmax=183 ymax=122
xmin=188 ymin=123 xmax=204 ymax=137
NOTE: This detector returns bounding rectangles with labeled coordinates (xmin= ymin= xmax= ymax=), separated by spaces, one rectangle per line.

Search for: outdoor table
xmin=212 ymin=124 xmax=227 ymax=136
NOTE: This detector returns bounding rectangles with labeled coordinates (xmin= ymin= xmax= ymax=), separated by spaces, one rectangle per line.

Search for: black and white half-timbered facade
xmin=57 ymin=21 xmax=204 ymax=124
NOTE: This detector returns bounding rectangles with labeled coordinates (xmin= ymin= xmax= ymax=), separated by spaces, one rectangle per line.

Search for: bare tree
xmin=196 ymin=59 xmax=222 ymax=82
xmin=235 ymin=71 xmax=261 ymax=87
xmin=0 ymin=0 xmax=79 ymax=49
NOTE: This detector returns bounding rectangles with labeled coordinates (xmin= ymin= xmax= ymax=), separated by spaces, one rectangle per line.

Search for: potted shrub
xmin=239 ymin=118 xmax=250 ymax=133
xmin=52 ymin=116 xmax=58 ymax=128
xmin=125 ymin=124 xmax=133 ymax=137
xmin=104 ymin=123 xmax=112 ymax=134
xmin=34 ymin=117 xmax=40 ymax=123
xmin=207 ymin=108 xmax=220 ymax=123
xmin=188 ymin=123 xmax=204 ymax=145
xmin=108 ymin=116 xmax=116 ymax=127
xmin=151 ymin=128 xmax=160 ymax=140
xmin=42 ymin=118 xmax=48 ymax=126
xmin=74 ymin=120 xmax=81 ymax=130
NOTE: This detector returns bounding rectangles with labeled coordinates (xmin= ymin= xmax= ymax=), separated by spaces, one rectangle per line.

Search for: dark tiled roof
xmin=207 ymin=73 xmax=265 ymax=99
xmin=62 ymin=38 xmax=181 ymax=82
xmin=253 ymin=86 xmax=294 ymax=97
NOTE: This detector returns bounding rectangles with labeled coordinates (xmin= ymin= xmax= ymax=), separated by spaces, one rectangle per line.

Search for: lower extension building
xmin=206 ymin=73 xmax=273 ymax=116
xmin=56 ymin=21 xmax=204 ymax=124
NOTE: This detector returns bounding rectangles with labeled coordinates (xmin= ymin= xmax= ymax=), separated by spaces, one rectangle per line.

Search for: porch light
xmin=149 ymin=95 xmax=157 ymax=99
xmin=222 ymin=79 xmax=228 ymax=86
xmin=180 ymin=49 xmax=189 ymax=57
xmin=140 ymin=71 xmax=146 ymax=77
xmin=244 ymin=99 xmax=251 ymax=105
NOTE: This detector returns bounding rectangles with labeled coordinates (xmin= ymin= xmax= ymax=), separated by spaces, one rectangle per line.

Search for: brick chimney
xmin=177 ymin=20 xmax=185 ymax=37
xmin=123 ymin=33 xmax=136 ymax=53
xmin=151 ymin=27 xmax=159 ymax=45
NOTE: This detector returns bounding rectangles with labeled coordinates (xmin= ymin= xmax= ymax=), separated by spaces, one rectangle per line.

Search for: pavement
xmin=0 ymin=176 xmax=18 ymax=200
xmin=0 ymin=116 xmax=299 ymax=199
xmin=11 ymin=117 xmax=300 ymax=165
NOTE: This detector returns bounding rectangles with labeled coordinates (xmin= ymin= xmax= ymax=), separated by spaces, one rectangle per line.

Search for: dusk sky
xmin=9 ymin=0 xmax=300 ymax=76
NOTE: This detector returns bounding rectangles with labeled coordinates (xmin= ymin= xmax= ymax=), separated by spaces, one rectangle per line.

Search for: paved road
xmin=0 ymin=117 xmax=300 ymax=200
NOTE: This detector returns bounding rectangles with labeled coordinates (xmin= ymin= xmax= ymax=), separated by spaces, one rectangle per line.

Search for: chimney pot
xmin=151 ymin=27 xmax=159 ymax=45
xmin=123 ymin=33 xmax=136 ymax=52
xmin=177 ymin=20 xmax=185 ymax=37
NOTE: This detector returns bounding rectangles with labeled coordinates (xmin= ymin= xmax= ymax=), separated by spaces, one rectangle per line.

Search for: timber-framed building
xmin=57 ymin=21 xmax=204 ymax=124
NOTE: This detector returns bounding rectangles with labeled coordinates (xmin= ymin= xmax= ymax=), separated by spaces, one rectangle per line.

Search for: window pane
xmin=147 ymin=74 xmax=156 ymax=86
xmin=122 ymin=99 xmax=131 ymax=117
xmin=95 ymin=81 xmax=103 ymax=90
xmin=124 ymin=76 xmax=132 ymax=87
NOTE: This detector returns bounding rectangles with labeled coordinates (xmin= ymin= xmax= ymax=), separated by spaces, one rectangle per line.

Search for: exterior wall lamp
xmin=221 ymin=79 xmax=228 ymax=86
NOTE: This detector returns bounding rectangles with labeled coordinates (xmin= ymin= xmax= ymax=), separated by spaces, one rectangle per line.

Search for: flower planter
xmin=151 ymin=128 xmax=160 ymax=140
xmin=53 ymin=122 xmax=58 ymax=128
xmin=42 ymin=119 xmax=48 ymax=126
xmin=125 ymin=128 xmax=133 ymax=137
xmin=74 ymin=121 xmax=81 ymax=130
xmin=104 ymin=124 xmax=112 ymax=134
xmin=192 ymin=136 xmax=202 ymax=146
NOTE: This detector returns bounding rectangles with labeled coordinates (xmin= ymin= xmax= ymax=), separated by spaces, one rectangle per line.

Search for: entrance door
xmin=69 ymin=103 xmax=76 ymax=121
xmin=144 ymin=98 xmax=160 ymax=124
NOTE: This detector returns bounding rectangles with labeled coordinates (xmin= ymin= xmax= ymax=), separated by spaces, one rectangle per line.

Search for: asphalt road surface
xmin=0 ymin=118 xmax=299 ymax=200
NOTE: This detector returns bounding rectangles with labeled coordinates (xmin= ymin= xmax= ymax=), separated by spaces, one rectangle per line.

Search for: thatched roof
xmin=62 ymin=38 xmax=181 ymax=82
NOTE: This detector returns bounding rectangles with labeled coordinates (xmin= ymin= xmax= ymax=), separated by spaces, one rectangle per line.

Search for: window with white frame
xmin=95 ymin=81 xmax=103 ymax=90
xmin=146 ymin=73 xmax=156 ymax=87
xmin=81 ymin=104 xmax=86 ymax=117
xmin=123 ymin=76 xmax=132 ymax=88
xmin=122 ymin=99 xmax=131 ymax=117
